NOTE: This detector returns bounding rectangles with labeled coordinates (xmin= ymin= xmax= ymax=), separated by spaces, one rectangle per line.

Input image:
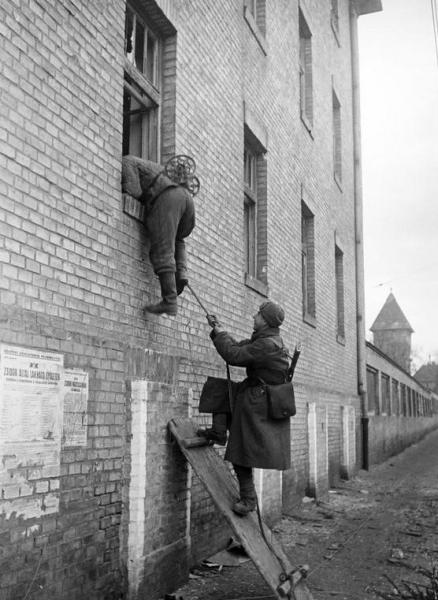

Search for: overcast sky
xmin=357 ymin=0 xmax=438 ymax=369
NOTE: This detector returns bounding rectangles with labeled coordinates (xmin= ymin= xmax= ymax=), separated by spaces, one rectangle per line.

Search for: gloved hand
xmin=206 ymin=314 xmax=220 ymax=328
xmin=176 ymin=276 xmax=188 ymax=296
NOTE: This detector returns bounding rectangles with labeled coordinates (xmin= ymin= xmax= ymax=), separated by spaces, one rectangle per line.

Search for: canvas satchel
xmin=265 ymin=381 xmax=296 ymax=419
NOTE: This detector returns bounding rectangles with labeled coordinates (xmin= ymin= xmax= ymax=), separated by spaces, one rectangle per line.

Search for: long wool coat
xmin=211 ymin=325 xmax=291 ymax=470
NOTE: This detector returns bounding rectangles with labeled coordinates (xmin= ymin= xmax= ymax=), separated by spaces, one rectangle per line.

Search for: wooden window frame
xmin=332 ymin=88 xmax=342 ymax=188
xmin=243 ymin=0 xmax=267 ymax=52
xmin=301 ymin=202 xmax=316 ymax=324
xmin=243 ymin=131 xmax=268 ymax=295
xmin=299 ymin=9 xmax=313 ymax=133
xmin=123 ymin=3 xmax=162 ymax=161
xmin=335 ymin=244 xmax=345 ymax=341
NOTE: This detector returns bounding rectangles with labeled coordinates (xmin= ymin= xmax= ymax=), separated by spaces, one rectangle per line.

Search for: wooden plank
xmin=168 ymin=417 xmax=314 ymax=600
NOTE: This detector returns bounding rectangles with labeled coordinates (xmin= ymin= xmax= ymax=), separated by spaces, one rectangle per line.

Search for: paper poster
xmin=0 ymin=345 xmax=64 ymax=443
xmin=63 ymin=370 xmax=88 ymax=446
xmin=0 ymin=345 xmax=64 ymax=519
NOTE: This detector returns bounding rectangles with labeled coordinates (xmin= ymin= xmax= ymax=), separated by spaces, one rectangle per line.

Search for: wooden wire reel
xmin=165 ymin=155 xmax=200 ymax=196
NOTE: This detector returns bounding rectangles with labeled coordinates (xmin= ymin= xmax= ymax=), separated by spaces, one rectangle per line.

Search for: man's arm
xmin=211 ymin=331 xmax=271 ymax=367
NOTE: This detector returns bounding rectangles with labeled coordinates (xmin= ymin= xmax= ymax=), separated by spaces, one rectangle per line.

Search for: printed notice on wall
xmin=0 ymin=345 xmax=64 ymax=519
xmin=63 ymin=370 xmax=88 ymax=446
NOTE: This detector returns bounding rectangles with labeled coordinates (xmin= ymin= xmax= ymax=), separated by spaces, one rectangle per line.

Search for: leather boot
xmin=197 ymin=413 xmax=228 ymax=446
xmin=144 ymin=272 xmax=178 ymax=316
xmin=233 ymin=465 xmax=256 ymax=515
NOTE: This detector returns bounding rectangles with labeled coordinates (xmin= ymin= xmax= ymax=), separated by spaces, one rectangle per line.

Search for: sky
xmin=357 ymin=0 xmax=438 ymax=369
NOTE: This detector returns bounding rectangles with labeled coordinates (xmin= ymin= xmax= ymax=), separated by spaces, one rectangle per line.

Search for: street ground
xmin=170 ymin=428 xmax=438 ymax=600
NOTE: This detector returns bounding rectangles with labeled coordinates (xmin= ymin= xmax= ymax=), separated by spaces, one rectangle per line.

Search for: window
xmin=400 ymin=384 xmax=407 ymax=416
xmin=299 ymin=9 xmax=313 ymax=130
xmin=301 ymin=202 xmax=315 ymax=322
xmin=244 ymin=147 xmax=257 ymax=278
xmin=381 ymin=373 xmax=390 ymax=414
xmin=332 ymin=89 xmax=342 ymax=186
xmin=244 ymin=0 xmax=266 ymax=38
xmin=366 ymin=367 xmax=379 ymax=414
xmin=392 ymin=379 xmax=399 ymax=415
xmin=123 ymin=4 xmax=161 ymax=161
xmin=243 ymin=127 xmax=267 ymax=291
xmin=331 ymin=0 xmax=340 ymax=41
xmin=335 ymin=245 xmax=344 ymax=339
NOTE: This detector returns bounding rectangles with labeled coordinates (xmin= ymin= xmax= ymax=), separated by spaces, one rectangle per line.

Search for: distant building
xmin=370 ymin=292 xmax=414 ymax=373
xmin=415 ymin=362 xmax=438 ymax=393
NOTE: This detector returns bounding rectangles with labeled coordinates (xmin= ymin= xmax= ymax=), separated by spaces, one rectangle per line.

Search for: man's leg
xmin=144 ymin=270 xmax=178 ymax=316
xmin=174 ymin=240 xmax=188 ymax=296
xmin=232 ymin=464 xmax=256 ymax=515
xmin=144 ymin=190 xmax=184 ymax=315
xmin=174 ymin=193 xmax=195 ymax=295
xmin=197 ymin=413 xmax=228 ymax=445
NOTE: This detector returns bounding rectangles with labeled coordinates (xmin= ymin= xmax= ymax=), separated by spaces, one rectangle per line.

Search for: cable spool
xmin=164 ymin=155 xmax=200 ymax=196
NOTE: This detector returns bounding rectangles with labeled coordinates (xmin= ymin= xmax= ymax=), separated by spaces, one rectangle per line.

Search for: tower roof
xmin=370 ymin=292 xmax=414 ymax=333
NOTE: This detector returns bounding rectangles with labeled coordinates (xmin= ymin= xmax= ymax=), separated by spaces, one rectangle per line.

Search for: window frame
xmin=381 ymin=373 xmax=390 ymax=415
xmin=299 ymin=8 xmax=313 ymax=134
xmin=301 ymin=201 xmax=316 ymax=324
xmin=366 ymin=366 xmax=379 ymax=415
xmin=330 ymin=0 xmax=341 ymax=45
xmin=335 ymin=244 xmax=345 ymax=342
xmin=243 ymin=0 xmax=267 ymax=53
xmin=123 ymin=3 xmax=162 ymax=162
xmin=332 ymin=88 xmax=342 ymax=189
xmin=244 ymin=147 xmax=258 ymax=279
xmin=243 ymin=129 xmax=268 ymax=295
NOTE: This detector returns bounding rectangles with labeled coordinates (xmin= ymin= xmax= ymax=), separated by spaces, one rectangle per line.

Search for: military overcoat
xmin=211 ymin=325 xmax=291 ymax=470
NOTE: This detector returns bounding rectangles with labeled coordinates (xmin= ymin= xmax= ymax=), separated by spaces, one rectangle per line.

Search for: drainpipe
xmin=350 ymin=3 xmax=369 ymax=470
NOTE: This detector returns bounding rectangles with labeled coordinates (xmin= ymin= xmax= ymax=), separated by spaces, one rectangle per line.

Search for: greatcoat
xmin=211 ymin=325 xmax=291 ymax=470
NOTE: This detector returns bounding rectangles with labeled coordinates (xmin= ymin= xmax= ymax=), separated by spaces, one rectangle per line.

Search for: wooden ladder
xmin=168 ymin=417 xmax=314 ymax=600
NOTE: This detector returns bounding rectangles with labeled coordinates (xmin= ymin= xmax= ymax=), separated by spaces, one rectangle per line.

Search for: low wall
xmin=367 ymin=415 xmax=438 ymax=466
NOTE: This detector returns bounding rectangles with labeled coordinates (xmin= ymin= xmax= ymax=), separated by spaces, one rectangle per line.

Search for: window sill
xmin=336 ymin=333 xmax=345 ymax=346
xmin=244 ymin=273 xmax=268 ymax=297
xmin=303 ymin=312 xmax=316 ymax=328
xmin=300 ymin=113 xmax=314 ymax=139
xmin=334 ymin=171 xmax=343 ymax=192
xmin=123 ymin=193 xmax=145 ymax=222
xmin=243 ymin=7 xmax=267 ymax=56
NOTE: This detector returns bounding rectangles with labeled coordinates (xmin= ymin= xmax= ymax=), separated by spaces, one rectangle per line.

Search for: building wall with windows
xmin=0 ymin=1 xmax=389 ymax=599
xmin=365 ymin=342 xmax=438 ymax=466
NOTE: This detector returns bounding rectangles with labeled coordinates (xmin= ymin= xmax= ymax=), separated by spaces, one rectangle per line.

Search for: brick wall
xmin=365 ymin=343 xmax=438 ymax=465
xmin=0 ymin=0 xmax=388 ymax=598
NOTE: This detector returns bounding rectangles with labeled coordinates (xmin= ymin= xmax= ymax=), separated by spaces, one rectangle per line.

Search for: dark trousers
xmin=233 ymin=464 xmax=256 ymax=500
xmin=145 ymin=187 xmax=195 ymax=275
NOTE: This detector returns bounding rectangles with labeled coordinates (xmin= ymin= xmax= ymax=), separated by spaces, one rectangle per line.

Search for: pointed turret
xmin=370 ymin=293 xmax=414 ymax=372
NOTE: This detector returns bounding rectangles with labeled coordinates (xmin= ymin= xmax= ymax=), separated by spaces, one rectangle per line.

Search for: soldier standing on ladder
xmin=198 ymin=301 xmax=294 ymax=516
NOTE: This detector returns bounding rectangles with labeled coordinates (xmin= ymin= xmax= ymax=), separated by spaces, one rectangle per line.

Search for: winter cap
xmin=259 ymin=301 xmax=285 ymax=327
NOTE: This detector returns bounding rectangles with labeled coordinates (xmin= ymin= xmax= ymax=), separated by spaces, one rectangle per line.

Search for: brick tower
xmin=370 ymin=292 xmax=414 ymax=373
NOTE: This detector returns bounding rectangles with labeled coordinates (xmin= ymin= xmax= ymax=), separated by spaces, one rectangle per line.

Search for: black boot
xmin=233 ymin=465 xmax=256 ymax=515
xmin=197 ymin=413 xmax=227 ymax=446
xmin=144 ymin=272 xmax=178 ymax=316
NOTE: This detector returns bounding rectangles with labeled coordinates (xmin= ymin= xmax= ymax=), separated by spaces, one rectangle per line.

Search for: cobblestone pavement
xmin=171 ymin=428 xmax=438 ymax=600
